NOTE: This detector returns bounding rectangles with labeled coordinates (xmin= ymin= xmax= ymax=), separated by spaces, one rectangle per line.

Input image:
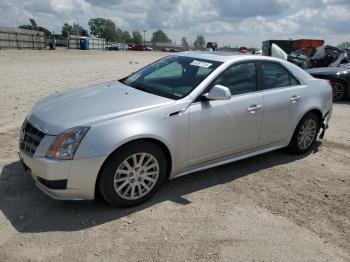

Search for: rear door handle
xmin=247 ymin=105 xmax=263 ymax=113
xmin=290 ymin=95 xmax=301 ymax=102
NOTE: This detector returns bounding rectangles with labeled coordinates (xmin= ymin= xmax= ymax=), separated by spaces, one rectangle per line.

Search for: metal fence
xmin=68 ymin=35 xmax=105 ymax=50
xmin=0 ymin=26 xmax=45 ymax=49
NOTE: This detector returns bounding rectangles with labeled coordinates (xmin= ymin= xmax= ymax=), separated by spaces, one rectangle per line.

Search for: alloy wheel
xmin=113 ymin=153 xmax=159 ymax=200
xmin=297 ymin=119 xmax=317 ymax=150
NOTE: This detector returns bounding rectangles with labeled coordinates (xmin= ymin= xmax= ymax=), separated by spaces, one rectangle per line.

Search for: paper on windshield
xmin=190 ymin=60 xmax=212 ymax=68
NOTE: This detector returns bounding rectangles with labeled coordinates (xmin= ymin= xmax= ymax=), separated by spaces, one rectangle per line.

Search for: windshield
xmin=121 ymin=56 xmax=222 ymax=100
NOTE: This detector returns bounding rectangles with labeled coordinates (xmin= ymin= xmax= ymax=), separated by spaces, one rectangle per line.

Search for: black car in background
xmin=307 ymin=67 xmax=350 ymax=101
xmin=288 ymin=45 xmax=349 ymax=69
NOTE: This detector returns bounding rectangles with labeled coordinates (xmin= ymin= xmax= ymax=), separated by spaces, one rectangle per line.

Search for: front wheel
xmin=288 ymin=112 xmax=320 ymax=154
xmin=99 ymin=141 xmax=167 ymax=207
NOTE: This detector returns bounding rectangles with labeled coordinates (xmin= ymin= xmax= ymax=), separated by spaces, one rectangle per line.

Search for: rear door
xmin=258 ymin=61 xmax=307 ymax=146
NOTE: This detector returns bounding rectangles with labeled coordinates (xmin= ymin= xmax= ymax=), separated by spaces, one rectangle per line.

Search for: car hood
xmin=27 ymin=80 xmax=174 ymax=135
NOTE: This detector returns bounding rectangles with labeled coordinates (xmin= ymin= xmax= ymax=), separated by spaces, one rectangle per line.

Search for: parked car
xmin=133 ymin=44 xmax=145 ymax=51
xmin=339 ymin=63 xmax=350 ymax=69
xmin=286 ymin=45 xmax=349 ymax=69
xmin=307 ymin=67 xmax=350 ymax=101
xmin=239 ymin=47 xmax=248 ymax=53
xmin=19 ymin=53 xmax=332 ymax=207
xmin=309 ymin=45 xmax=349 ymax=68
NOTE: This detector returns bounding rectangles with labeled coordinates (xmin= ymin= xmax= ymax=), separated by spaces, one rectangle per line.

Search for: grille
xmin=20 ymin=121 xmax=46 ymax=157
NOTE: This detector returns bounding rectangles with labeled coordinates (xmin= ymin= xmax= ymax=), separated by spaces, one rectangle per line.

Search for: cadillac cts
xmin=19 ymin=52 xmax=332 ymax=207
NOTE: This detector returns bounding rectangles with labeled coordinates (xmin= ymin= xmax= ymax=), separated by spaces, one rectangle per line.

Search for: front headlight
xmin=46 ymin=126 xmax=90 ymax=160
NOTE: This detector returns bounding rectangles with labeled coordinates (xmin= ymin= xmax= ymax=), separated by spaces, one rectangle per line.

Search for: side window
xmin=261 ymin=62 xmax=289 ymax=89
xmin=211 ymin=62 xmax=257 ymax=95
xmin=261 ymin=62 xmax=301 ymax=89
xmin=290 ymin=74 xmax=301 ymax=86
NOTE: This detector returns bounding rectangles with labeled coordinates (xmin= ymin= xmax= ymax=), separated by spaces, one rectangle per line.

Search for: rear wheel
xmin=331 ymin=81 xmax=346 ymax=101
xmin=99 ymin=141 xmax=167 ymax=207
xmin=288 ymin=112 xmax=320 ymax=154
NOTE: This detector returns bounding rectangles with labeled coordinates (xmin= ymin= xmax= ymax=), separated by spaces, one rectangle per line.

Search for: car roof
xmin=177 ymin=51 xmax=313 ymax=82
xmin=177 ymin=51 xmax=281 ymax=63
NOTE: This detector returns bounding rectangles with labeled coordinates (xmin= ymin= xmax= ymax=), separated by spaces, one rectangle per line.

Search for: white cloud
xmin=0 ymin=0 xmax=349 ymax=46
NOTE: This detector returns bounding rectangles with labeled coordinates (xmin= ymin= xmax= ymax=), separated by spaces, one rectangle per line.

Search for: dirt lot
xmin=0 ymin=49 xmax=349 ymax=262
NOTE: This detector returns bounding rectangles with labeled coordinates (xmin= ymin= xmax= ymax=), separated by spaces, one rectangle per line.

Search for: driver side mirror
xmin=203 ymin=85 xmax=231 ymax=101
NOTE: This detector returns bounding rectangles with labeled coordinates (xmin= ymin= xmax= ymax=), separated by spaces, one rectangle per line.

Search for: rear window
xmin=261 ymin=62 xmax=301 ymax=89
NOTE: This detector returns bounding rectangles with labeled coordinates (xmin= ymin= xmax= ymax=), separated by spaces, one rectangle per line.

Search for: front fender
xmin=74 ymin=104 xmax=190 ymax=175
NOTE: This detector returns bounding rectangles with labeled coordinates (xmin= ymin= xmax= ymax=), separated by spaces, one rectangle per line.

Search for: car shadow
xmin=0 ymin=142 xmax=321 ymax=233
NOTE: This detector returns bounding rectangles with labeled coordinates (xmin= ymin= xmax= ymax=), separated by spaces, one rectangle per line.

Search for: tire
xmin=331 ymin=81 xmax=346 ymax=101
xmin=288 ymin=112 xmax=320 ymax=154
xmin=99 ymin=141 xmax=167 ymax=207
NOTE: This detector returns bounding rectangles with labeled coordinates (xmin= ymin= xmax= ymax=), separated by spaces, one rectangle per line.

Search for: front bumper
xmin=19 ymin=150 xmax=106 ymax=200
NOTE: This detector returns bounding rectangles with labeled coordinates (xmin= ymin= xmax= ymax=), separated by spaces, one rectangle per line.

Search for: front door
xmin=188 ymin=61 xmax=264 ymax=166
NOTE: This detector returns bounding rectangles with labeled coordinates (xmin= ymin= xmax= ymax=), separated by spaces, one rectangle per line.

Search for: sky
xmin=0 ymin=0 xmax=350 ymax=47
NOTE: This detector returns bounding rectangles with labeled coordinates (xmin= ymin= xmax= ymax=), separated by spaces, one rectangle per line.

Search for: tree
xmin=18 ymin=25 xmax=52 ymax=38
xmin=338 ymin=41 xmax=350 ymax=49
xmin=122 ymin=31 xmax=132 ymax=44
xmin=88 ymin=18 xmax=122 ymax=42
xmin=132 ymin=31 xmax=143 ymax=44
xmin=61 ymin=23 xmax=88 ymax=38
xmin=72 ymin=23 xmax=88 ymax=36
xmin=151 ymin=30 xmax=171 ymax=43
xmin=181 ymin=36 xmax=189 ymax=49
xmin=193 ymin=35 xmax=206 ymax=49
xmin=61 ymin=23 xmax=73 ymax=38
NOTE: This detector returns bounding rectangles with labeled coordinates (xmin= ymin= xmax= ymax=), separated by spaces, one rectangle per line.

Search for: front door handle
xmin=290 ymin=95 xmax=301 ymax=103
xmin=247 ymin=105 xmax=263 ymax=114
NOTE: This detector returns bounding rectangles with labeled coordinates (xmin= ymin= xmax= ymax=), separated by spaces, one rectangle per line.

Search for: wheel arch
xmin=305 ymin=108 xmax=323 ymax=124
xmin=94 ymin=137 xmax=173 ymax=198
xmin=289 ymin=108 xmax=323 ymax=143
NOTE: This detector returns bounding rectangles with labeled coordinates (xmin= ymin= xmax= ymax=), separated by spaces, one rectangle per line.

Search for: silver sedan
xmin=18 ymin=52 xmax=333 ymax=207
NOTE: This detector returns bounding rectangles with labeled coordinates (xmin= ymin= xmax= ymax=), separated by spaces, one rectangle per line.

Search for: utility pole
xmin=143 ymin=30 xmax=146 ymax=46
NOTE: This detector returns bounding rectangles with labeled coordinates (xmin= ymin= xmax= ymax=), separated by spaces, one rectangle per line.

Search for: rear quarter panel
xmin=283 ymin=61 xmax=332 ymax=137
xmin=302 ymin=78 xmax=333 ymax=120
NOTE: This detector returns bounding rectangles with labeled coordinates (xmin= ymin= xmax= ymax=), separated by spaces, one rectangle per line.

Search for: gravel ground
xmin=0 ymin=49 xmax=349 ymax=262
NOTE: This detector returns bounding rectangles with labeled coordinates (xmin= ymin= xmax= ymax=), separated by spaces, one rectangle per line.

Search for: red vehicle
xmin=133 ymin=44 xmax=145 ymax=51
xmin=239 ymin=47 xmax=248 ymax=53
